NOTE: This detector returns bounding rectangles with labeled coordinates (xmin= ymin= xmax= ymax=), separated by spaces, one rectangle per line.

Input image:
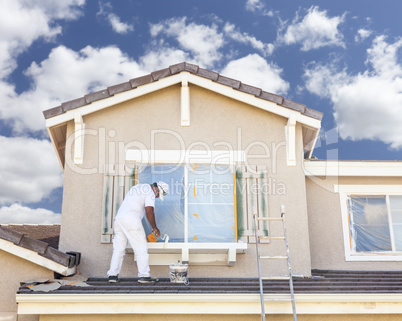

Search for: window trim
xmin=136 ymin=162 xmax=237 ymax=244
xmin=124 ymin=150 xmax=248 ymax=265
xmin=336 ymin=185 xmax=402 ymax=261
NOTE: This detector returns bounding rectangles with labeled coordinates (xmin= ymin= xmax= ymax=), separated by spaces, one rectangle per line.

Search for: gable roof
xmin=0 ymin=225 xmax=79 ymax=276
xmin=43 ymin=62 xmax=323 ymax=121
xmin=43 ymin=62 xmax=323 ymax=169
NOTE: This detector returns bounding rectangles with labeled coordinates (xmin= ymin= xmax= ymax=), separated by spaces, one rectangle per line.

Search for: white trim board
xmin=126 ymin=149 xmax=245 ymax=164
xmin=127 ymin=242 xmax=247 ymax=266
xmin=17 ymin=293 xmax=402 ymax=315
xmin=304 ymin=160 xmax=402 ymax=177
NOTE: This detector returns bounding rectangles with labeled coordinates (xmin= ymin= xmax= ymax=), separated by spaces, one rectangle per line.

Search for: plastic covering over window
xmin=349 ymin=196 xmax=391 ymax=252
xmin=349 ymin=195 xmax=402 ymax=253
xmin=137 ymin=164 xmax=236 ymax=243
xmin=187 ymin=164 xmax=235 ymax=242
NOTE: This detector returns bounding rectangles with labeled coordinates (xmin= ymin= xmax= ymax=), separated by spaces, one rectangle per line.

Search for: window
xmin=137 ymin=164 xmax=236 ymax=243
xmin=101 ymin=149 xmax=271 ymax=264
xmin=338 ymin=185 xmax=402 ymax=261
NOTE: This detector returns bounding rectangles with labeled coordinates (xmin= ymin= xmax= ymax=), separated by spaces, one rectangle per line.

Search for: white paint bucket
xmin=169 ymin=263 xmax=189 ymax=284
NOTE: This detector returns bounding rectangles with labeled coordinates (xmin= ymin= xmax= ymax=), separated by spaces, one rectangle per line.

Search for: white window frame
xmin=125 ymin=149 xmax=247 ymax=266
xmin=337 ymin=185 xmax=402 ymax=261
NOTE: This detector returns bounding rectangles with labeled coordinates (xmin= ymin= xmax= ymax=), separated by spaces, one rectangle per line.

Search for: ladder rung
xmin=259 ymin=236 xmax=285 ymax=240
xmin=256 ymin=217 xmax=283 ymax=221
xmin=262 ymin=276 xmax=290 ymax=280
xmin=260 ymin=255 xmax=288 ymax=260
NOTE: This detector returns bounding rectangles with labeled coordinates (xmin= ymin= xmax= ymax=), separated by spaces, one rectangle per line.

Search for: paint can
xmin=169 ymin=263 xmax=189 ymax=285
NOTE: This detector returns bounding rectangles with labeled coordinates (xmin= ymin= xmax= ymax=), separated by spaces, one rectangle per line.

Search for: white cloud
xmin=0 ymin=136 xmax=63 ymax=204
xmin=0 ymin=45 xmax=146 ymax=132
xmin=224 ymin=23 xmax=274 ymax=56
xmin=221 ymin=54 xmax=289 ymax=95
xmin=150 ymin=17 xmax=225 ymax=68
xmin=245 ymin=0 xmax=264 ymax=12
xmin=245 ymin=0 xmax=273 ymax=16
xmin=139 ymin=47 xmax=190 ymax=73
xmin=0 ymin=204 xmax=60 ymax=224
xmin=108 ymin=13 xmax=134 ymax=34
xmin=304 ymin=36 xmax=402 ymax=149
xmin=0 ymin=0 xmax=84 ymax=77
xmin=355 ymin=28 xmax=372 ymax=42
xmin=97 ymin=2 xmax=134 ymax=34
xmin=280 ymin=6 xmax=345 ymax=51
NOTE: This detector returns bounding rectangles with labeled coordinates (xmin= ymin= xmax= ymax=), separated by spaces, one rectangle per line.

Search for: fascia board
xmin=0 ymin=238 xmax=75 ymax=276
xmin=17 ymin=293 xmax=402 ymax=315
xmin=47 ymin=127 xmax=65 ymax=171
xmin=45 ymin=73 xmax=184 ymax=128
xmin=304 ymin=160 xmax=402 ymax=177
xmin=45 ymin=72 xmax=321 ymax=130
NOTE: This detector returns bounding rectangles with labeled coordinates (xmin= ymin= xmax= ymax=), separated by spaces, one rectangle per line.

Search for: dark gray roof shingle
xmin=17 ymin=270 xmax=402 ymax=294
xmin=43 ymin=62 xmax=323 ymax=121
xmin=0 ymin=225 xmax=77 ymax=268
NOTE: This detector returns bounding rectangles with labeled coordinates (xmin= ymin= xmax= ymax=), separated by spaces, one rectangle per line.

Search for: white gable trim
xmin=304 ymin=160 xmax=402 ymax=177
xmin=45 ymin=72 xmax=321 ymax=130
xmin=181 ymin=73 xmax=190 ymax=126
xmin=73 ymin=113 xmax=85 ymax=164
xmin=0 ymin=238 xmax=76 ymax=276
xmin=285 ymin=114 xmax=297 ymax=166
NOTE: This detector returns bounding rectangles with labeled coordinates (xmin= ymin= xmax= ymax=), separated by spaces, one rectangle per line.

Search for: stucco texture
xmin=306 ymin=175 xmax=402 ymax=270
xmin=59 ymin=84 xmax=311 ymax=278
xmin=0 ymin=249 xmax=53 ymax=321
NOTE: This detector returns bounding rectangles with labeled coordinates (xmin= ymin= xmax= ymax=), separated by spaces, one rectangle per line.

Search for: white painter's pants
xmin=107 ymin=218 xmax=150 ymax=277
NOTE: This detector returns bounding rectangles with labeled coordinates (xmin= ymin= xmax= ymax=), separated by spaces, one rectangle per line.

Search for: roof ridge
xmin=43 ymin=61 xmax=323 ymax=121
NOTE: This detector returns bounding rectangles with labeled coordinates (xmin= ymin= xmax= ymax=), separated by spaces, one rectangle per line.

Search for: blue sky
xmin=1 ymin=0 xmax=402 ymax=224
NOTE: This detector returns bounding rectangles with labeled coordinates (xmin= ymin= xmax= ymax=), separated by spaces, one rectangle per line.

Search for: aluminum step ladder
xmin=254 ymin=205 xmax=297 ymax=321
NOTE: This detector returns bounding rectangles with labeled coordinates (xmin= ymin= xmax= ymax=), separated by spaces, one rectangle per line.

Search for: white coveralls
xmin=107 ymin=184 xmax=155 ymax=277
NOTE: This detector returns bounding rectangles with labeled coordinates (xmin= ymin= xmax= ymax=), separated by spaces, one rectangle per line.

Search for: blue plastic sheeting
xmin=187 ymin=164 xmax=235 ymax=242
xmin=137 ymin=164 xmax=235 ymax=243
xmin=349 ymin=196 xmax=391 ymax=252
xmin=138 ymin=164 xmax=185 ymax=242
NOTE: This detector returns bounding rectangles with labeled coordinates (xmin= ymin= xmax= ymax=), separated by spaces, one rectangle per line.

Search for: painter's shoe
xmin=138 ymin=277 xmax=159 ymax=284
xmin=108 ymin=275 xmax=119 ymax=283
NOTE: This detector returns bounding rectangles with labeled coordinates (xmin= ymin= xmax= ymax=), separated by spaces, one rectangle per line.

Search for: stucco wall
xmin=0 ymin=249 xmax=53 ymax=321
xmin=59 ymin=84 xmax=311 ymax=278
xmin=306 ymin=175 xmax=402 ymax=270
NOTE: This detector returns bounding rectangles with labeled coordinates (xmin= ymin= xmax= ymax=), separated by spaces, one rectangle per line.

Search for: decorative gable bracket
xmin=74 ymin=113 xmax=85 ymax=164
xmin=285 ymin=114 xmax=297 ymax=166
xmin=181 ymin=73 xmax=190 ymax=126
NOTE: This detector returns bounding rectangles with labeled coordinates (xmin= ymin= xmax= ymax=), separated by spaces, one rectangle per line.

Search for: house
xmin=2 ymin=62 xmax=402 ymax=320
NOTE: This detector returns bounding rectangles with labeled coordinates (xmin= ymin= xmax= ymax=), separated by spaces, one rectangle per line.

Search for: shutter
xmin=100 ymin=165 xmax=136 ymax=243
xmin=236 ymin=165 xmax=269 ymax=243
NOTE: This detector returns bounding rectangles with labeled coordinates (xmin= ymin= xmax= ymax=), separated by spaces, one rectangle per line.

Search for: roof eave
xmin=17 ymin=292 xmax=402 ymax=315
